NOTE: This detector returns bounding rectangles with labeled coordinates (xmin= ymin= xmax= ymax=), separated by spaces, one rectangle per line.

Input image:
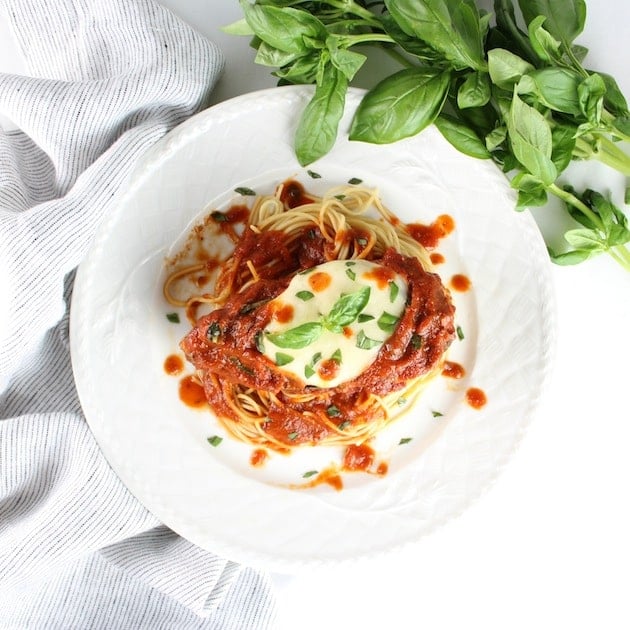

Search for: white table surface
xmin=2 ymin=2 xmax=629 ymax=629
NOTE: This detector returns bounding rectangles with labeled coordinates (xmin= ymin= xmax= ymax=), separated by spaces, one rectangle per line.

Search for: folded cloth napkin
xmin=0 ymin=1 xmax=277 ymax=628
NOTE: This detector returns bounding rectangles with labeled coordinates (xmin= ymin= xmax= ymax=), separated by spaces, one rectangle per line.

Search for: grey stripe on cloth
xmin=0 ymin=0 xmax=277 ymax=627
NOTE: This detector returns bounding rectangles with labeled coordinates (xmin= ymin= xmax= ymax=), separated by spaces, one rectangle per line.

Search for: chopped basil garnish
xmin=207 ymin=435 xmax=223 ymax=447
xmin=304 ymin=364 xmax=315 ymax=378
xmin=348 ymin=177 xmax=363 ymax=185
xmin=399 ymin=437 xmax=412 ymax=445
xmin=234 ymin=186 xmax=256 ymax=196
xmin=358 ymin=313 xmax=374 ymax=323
xmin=303 ymin=470 xmax=318 ymax=478
xmin=377 ymin=311 xmax=399 ymax=334
xmin=296 ymin=290 xmax=315 ymax=301
xmin=322 ymin=286 xmax=370 ymax=332
xmin=388 ymin=281 xmax=399 ymax=303
xmin=331 ymin=348 xmax=342 ymax=364
xmin=397 ymin=397 xmax=407 ymax=406
xmin=432 ymin=410 xmax=444 ymax=418
xmin=326 ymin=404 xmax=341 ymax=417
xmin=307 ymin=170 xmax=322 ymax=179
xmin=255 ymin=331 xmax=265 ymax=353
xmin=207 ymin=322 xmax=221 ymax=342
xmin=356 ymin=330 xmax=381 ymax=350
xmin=345 ymin=267 xmax=356 ymax=281
xmin=266 ymin=321 xmax=323 ymax=349
xmin=166 ymin=312 xmax=180 ymax=323
xmin=357 ymin=237 xmax=368 ymax=246
xmin=345 ymin=261 xmax=356 ymax=266
xmin=287 ymin=432 xmax=298 ymax=440
xmin=211 ymin=210 xmax=228 ymax=222
xmin=230 ymin=356 xmax=255 ymax=376
xmin=410 ymin=333 xmax=422 ymax=349
xmin=338 ymin=420 xmax=350 ymax=431
xmin=275 ymin=352 xmax=294 ymax=366
xmin=456 ymin=325 xmax=465 ymax=340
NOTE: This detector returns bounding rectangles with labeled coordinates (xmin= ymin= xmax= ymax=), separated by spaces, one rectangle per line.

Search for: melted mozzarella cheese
xmin=261 ymin=259 xmax=408 ymax=388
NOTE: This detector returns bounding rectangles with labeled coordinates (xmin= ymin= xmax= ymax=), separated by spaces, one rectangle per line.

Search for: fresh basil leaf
xmin=274 ymin=50 xmax=320 ymax=84
xmin=377 ymin=311 xmax=400 ymax=334
xmin=241 ymin=1 xmax=327 ymax=54
xmin=384 ymin=0 xmax=486 ymax=71
xmin=207 ymin=435 xmax=223 ymax=447
xmin=349 ymin=67 xmax=451 ymax=144
xmin=577 ymin=73 xmax=606 ymax=124
xmin=323 ymin=286 xmax=370 ymax=331
xmin=548 ymin=246 xmax=595 ymax=265
xmin=507 ymin=91 xmax=557 ymax=186
xmin=302 ymin=470 xmax=318 ymax=478
xmin=358 ymin=313 xmax=374 ymax=323
xmin=356 ymin=330 xmax=381 ymax=350
xmin=518 ymin=0 xmax=586 ymax=49
xmin=380 ymin=11 xmax=442 ymax=62
xmin=234 ymin=186 xmax=256 ymax=196
xmin=487 ymin=48 xmax=534 ymax=90
xmin=485 ymin=124 xmax=507 ymax=151
xmin=456 ymin=325 xmax=465 ymax=340
xmin=551 ymin=122 xmax=578 ymax=173
xmin=435 ymin=114 xmax=491 ymax=159
xmin=526 ymin=15 xmax=561 ymax=62
xmin=599 ymin=73 xmax=630 ymax=117
xmin=221 ymin=17 xmax=254 ymax=36
xmin=520 ymin=67 xmax=583 ymax=117
xmin=255 ymin=41 xmax=302 ymax=67
xmin=326 ymin=37 xmax=366 ymax=81
xmin=457 ymin=71 xmax=491 ymax=109
xmin=399 ymin=437 xmax=412 ymax=445
xmin=295 ymin=63 xmax=348 ymax=165
xmin=563 ymin=228 xmax=605 ymax=251
xmin=166 ymin=312 xmax=180 ymax=324
xmin=266 ymin=321 xmax=323 ymax=349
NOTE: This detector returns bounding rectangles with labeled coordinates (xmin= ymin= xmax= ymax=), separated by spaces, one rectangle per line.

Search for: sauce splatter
xmin=450 ymin=274 xmax=471 ymax=292
xmin=250 ymin=448 xmax=268 ymax=467
xmin=178 ymin=375 xmax=207 ymax=408
xmin=407 ymin=215 xmax=455 ymax=249
xmin=466 ymin=387 xmax=487 ymax=409
xmin=308 ymin=271 xmax=332 ymax=292
xmin=441 ymin=360 xmax=465 ymax=379
xmin=164 ymin=354 xmax=184 ymax=376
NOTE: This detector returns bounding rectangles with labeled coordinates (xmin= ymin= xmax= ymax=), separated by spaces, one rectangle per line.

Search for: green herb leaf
xmin=307 ymin=170 xmax=322 ymax=179
xmin=411 ymin=333 xmax=422 ymax=349
xmin=457 ymin=71 xmax=491 ymax=109
xmin=435 ymin=114 xmax=491 ymax=159
xmin=356 ymin=329 xmax=381 ymax=350
xmin=275 ymin=352 xmax=294 ymax=366
xmin=207 ymin=322 xmax=221 ymax=343
xmin=296 ymin=290 xmax=315 ymax=301
xmin=348 ymin=177 xmax=363 ymax=185
xmin=234 ymin=186 xmax=256 ymax=196
xmin=322 ymin=286 xmax=370 ymax=332
xmin=431 ymin=410 xmax=444 ymax=418
xmin=287 ymin=432 xmax=299 ymax=440
xmin=330 ymin=348 xmax=342 ymax=364
xmin=518 ymin=0 xmax=586 ymax=51
xmin=384 ymin=0 xmax=486 ymax=71
xmin=295 ymin=63 xmax=348 ymax=166
xmin=326 ymin=404 xmax=341 ymax=417
xmin=507 ymin=90 xmax=557 ymax=186
xmin=456 ymin=325 xmax=465 ymax=340
xmin=388 ymin=281 xmax=399 ymax=303
xmin=377 ymin=311 xmax=400 ymax=334
xmin=358 ymin=313 xmax=374 ymax=323
xmin=399 ymin=437 xmax=412 ymax=445
xmin=345 ymin=267 xmax=356 ymax=281
xmin=166 ymin=312 xmax=180 ymax=324
xmin=207 ymin=435 xmax=223 ymax=447
xmin=211 ymin=210 xmax=228 ymax=222
xmin=303 ymin=470 xmax=318 ymax=478
xmin=350 ymin=67 xmax=451 ymax=144
xmin=266 ymin=321 xmax=323 ymax=349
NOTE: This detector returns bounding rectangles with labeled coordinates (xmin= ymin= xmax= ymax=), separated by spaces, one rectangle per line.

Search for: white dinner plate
xmin=70 ymin=85 xmax=556 ymax=572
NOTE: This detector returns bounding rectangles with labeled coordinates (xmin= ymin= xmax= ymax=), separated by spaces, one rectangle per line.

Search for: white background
xmin=2 ymin=2 xmax=629 ymax=629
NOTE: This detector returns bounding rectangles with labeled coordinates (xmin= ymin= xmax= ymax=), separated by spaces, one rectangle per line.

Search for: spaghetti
xmin=165 ymin=180 xmax=456 ymax=451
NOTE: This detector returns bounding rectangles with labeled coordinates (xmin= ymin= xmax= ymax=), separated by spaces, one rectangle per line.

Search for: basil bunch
xmin=227 ymin=0 xmax=630 ymax=270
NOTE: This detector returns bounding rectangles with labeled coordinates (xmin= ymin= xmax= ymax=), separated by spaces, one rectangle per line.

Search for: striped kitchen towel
xmin=0 ymin=0 xmax=277 ymax=628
